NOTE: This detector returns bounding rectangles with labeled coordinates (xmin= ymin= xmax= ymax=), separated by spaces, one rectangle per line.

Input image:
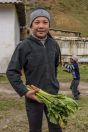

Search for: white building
xmin=0 ymin=0 xmax=26 ymax=73
xmin=56 ymin=36 xmax=88 ymax=62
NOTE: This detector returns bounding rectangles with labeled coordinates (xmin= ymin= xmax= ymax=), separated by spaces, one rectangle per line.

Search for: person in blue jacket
xmin=6 ymin=7 xmax=62 ymax=132
xmin=62 ymin=55 xmax=80 ymax=100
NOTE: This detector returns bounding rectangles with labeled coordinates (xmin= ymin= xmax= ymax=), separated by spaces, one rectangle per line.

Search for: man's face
xmin=31 ymin=17 xmax=49 ymax=39
xmin=70 ymin=58 xmax=74 ymax=63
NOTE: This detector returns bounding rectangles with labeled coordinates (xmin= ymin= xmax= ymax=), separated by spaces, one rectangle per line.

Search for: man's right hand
xmin=25 ymin=85 xmax=41 ymax=103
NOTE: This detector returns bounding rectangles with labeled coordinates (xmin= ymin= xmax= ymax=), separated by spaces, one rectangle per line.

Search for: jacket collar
xmin=28 ymin=35 xmax=50 ymax=45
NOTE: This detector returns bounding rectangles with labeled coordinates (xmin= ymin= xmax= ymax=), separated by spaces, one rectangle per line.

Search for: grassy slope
xmin=26 ymin=0 xmax=88 ymax=36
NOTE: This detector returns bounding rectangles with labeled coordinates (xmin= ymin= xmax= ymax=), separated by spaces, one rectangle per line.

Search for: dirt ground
xmin=0 ymin=82 xmax=88 ymax=132
xmin=0 ymin=81 xmax=88 ymax=97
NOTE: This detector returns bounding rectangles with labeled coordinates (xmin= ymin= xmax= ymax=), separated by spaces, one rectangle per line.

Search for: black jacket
xmin=6 ymin=35 xmax=61 ymax=96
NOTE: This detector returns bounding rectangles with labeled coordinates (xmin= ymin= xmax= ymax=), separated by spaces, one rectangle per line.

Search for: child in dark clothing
xmin=63 ymin=55 xmax=80 ymax=100
xmin=6 ymin=7 xmax=62 ymax=132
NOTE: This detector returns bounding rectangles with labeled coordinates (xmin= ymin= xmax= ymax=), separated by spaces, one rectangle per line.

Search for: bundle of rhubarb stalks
xmin=27 ymin=86 xmax=79 ymax=127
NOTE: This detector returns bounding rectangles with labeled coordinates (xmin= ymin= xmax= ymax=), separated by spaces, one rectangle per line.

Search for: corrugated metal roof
xmin=0 ymin=0 xmax=26 ymax=26
xmin=0 ymin=0 xmax=22 ymax=3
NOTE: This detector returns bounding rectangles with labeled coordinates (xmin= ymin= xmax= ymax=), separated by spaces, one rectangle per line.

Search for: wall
xmin=56 ymin=37 xmax=88 ymax=62
xmin=0 ymin=4 xmax=20 ymax=73
xmin=14 ymin=7 xmax=20 ymax=46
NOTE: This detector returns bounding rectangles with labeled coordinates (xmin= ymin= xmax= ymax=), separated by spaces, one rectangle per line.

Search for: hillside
xmin=25 ymin=0 xmax=88 ymax=36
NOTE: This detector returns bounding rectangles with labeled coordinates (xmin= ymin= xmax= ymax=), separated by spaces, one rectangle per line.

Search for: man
xmin=6 ymin=7 xmax=62 ymax=132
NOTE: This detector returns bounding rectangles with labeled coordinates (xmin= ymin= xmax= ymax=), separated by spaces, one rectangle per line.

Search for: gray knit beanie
xmin=30 ymin=8 xmax=50 ymax=27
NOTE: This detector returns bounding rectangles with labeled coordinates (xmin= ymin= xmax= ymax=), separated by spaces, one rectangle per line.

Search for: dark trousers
xmin=25 ymin=99 xmax=62 ymax=132
xmin=70 ymin=79 xmax=80 ymax=98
